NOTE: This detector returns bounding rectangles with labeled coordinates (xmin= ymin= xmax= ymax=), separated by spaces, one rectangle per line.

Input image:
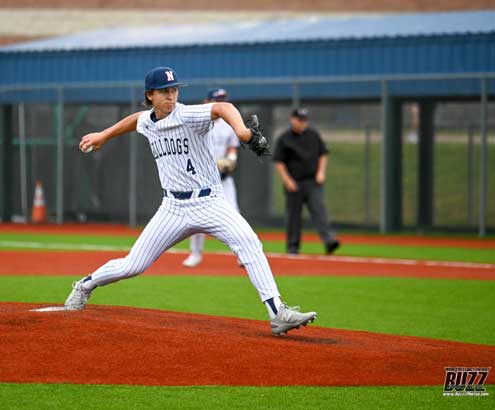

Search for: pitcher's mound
xmin=1 ymin=302 xmax=494 ymax=386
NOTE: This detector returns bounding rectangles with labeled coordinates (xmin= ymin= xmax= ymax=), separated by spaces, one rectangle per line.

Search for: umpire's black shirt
xmin=273 ymin=127 xmax=328 ymax=181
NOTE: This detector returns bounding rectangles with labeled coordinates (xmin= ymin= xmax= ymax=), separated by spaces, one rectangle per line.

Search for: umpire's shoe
xmin=64 ymin=279 xmax=92 ymax=310
xmin=326 ymin=239 xmax=340 ymax=255
xmin=271 ymin=303 xmax=317 ymax=336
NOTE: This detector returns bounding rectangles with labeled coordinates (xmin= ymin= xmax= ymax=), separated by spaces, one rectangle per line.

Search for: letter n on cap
xmin=165 ymin=71 xmax=175 ymax=81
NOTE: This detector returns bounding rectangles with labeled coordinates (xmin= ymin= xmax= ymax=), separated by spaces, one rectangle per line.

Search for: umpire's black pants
xmin=285 ymin=179 xmax=334 ymax=254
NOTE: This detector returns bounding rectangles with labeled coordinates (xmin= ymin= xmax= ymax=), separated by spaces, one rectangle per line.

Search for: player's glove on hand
xmin=245 ymin=115 xmax=271 ymax=157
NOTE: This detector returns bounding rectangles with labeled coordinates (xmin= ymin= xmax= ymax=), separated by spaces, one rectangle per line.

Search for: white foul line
xmin=1 ymin=241 xmax=493 ymax=270
xmin=264 ymin=252 xmax=495 ymax=270
xmin=0 ymin=241 xmax=131 ymax=252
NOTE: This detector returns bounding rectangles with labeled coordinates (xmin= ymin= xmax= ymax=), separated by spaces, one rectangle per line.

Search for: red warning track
xmin=1 ymin=303 xmax=494 ymax=387
xmin=1 ymin=250 xmax=494 ymax=281
xmin=1 ymin=223 xmax=494 ymax=249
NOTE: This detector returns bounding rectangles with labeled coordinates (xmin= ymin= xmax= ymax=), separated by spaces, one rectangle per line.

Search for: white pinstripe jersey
xmin=210 ymin=118 xmax=240 ymax=160
xmin=137 ymin=103 xmax=222 ymax=191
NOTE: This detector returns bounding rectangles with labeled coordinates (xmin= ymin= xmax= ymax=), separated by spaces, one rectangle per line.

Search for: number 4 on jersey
xmin=186 ymin=159 xmax=197 ymax=175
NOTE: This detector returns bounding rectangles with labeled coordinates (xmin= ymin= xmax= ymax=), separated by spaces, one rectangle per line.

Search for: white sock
xmin=264 ymin=296 xmax=282 ymax=319
xmin=190 ymin=234 xmax=205 ymax=255
xmin=81 ymin=275 xmax=97 ymax=291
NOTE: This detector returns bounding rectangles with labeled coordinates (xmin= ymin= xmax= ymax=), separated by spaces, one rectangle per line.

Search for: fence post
xmin=364 ymin=124 xmax=371 ymax=224
xmin=417 ymin=100 xmax=435 ymax=228
xmin=467 ymin=124 xmax=474 ymax=226
xmin=56 ymin=87 xmax=64 ymax=225
xmin=380 ymin=81 xmax=386 ymax=233
xmin=380 ymin=80 xmax=403 ymax=233
xmin=0 ymin=105 xmax=14 ymax=222
xmin=18 ymin=103 xmax=28 ymax=222
xmin=479 ymin=78 xmax=488 ymax=237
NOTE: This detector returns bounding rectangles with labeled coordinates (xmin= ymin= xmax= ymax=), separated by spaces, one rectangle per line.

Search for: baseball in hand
xmin=81 ymin=145 xmax=94 ymax=154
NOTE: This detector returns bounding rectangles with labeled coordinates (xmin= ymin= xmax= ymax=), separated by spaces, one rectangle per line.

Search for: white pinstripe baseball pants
xmin=190 ymin=175 xmax=238 ymax=254
xmin=88 ymin=189 xmax=280 ymax=302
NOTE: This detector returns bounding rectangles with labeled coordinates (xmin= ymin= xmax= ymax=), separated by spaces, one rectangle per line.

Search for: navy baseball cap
xmin=207 ymin=88 xmax=229 ymax=101
xmin=291 ymin=107 xmax=309 ymax=120
xmin=145 ymin=67 xmax=186 ymax=91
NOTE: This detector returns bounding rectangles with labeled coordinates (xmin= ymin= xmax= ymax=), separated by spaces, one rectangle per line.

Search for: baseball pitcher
xmin=65 ymin=66 xmax=317 ymax=336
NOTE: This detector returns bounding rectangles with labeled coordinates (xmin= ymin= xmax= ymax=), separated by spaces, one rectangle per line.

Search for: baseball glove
xmin=245 ymin=115 xmax=271 ymax=157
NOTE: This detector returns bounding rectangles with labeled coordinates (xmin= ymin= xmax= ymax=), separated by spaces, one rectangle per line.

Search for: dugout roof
xmin=0 ymin=10 xmax=494 ymax=102
xmin=2 ymin=10 xmax=494 ymax=51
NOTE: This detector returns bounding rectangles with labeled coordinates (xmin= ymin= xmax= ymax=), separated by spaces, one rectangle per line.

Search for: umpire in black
xmin=273 ymin=108 xmax=340 ymax=255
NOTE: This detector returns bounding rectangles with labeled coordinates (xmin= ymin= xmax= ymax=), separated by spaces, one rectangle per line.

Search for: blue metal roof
xmin=2 ymin=10 xmax=494 ymax=52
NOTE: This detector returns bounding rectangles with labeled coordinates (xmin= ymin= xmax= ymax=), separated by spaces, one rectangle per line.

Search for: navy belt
xmin=164 ymin=188 xmax=211 ymax=200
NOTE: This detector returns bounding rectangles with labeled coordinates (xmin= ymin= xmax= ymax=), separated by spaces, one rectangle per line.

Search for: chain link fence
xmin=1 ymin=75 xmax=494 ymax=234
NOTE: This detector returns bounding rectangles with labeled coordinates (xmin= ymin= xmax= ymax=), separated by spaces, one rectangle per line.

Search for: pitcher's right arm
xmin=79 ymin=111 xmax=144 ymax=153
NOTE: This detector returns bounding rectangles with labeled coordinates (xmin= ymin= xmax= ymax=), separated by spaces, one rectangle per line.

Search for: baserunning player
xmin=65 ymin=66 xmax=317 ymax=335
xmin=182 ymin=88 xmax=241 ymax=268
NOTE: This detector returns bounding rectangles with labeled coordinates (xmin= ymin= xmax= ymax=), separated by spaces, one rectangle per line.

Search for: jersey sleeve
xmin=136 ymin=111 xmax=151 ymax=135
xmin=181 ymin=103 xmax=214 ymax=136
xmin=317 ymin=131 xmax=329 ymax=156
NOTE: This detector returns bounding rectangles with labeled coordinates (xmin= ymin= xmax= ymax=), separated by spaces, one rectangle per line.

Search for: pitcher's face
xmin=147 ymin=87 xmax=179 ymax=116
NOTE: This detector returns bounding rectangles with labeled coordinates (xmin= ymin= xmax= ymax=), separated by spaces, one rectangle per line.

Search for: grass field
xmin=2 ymin=231 xmax=495 ymax=263
xmin=272 ymin=142 xmax=495 ymax=227
xmin=1 ymin=228 xmax=494 ymax=410
xmin=1 ymin=384 xmax=494 ymax=410
xmin=1 ymin=275 xmax=494 ymax=345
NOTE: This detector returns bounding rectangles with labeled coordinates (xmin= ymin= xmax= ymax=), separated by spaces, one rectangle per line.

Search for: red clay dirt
xmin=1 ymin=302 xmax=494 ymax=387
xmin=1 ymin=250 xmax=494 ymax=281
xmin=1 ymin=224 xmax=494 ymax=387
xmin=1 ymin=222 xmax=494 ymax=249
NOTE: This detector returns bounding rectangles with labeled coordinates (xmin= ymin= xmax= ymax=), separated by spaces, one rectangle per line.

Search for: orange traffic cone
xmin=32 ymin=180 xmax=47 ymax=223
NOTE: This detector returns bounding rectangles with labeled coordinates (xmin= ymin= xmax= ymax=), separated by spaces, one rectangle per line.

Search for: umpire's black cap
xmin=145 ymin=67 xmax=187 ymax=91
xmin=291 ymin=107 xmax=309 ymax=120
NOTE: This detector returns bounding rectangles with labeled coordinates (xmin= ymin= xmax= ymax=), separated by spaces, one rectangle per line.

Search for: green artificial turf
xmin=0 ymin=232 xmax=134 ymax=250
xmin=260 ymin=240 xmax=495 ymax=264
xmin=1 ymin=275 xmax=494 ymax=345
xmin=0 ymin=383 xmax=493 ymax=410
xmin=1 ymin=232 xmax=495 ymax=263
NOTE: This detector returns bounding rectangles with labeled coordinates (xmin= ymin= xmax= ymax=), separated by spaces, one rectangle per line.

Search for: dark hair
xmin=143 ymin=91 xmax=153 ymax=108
